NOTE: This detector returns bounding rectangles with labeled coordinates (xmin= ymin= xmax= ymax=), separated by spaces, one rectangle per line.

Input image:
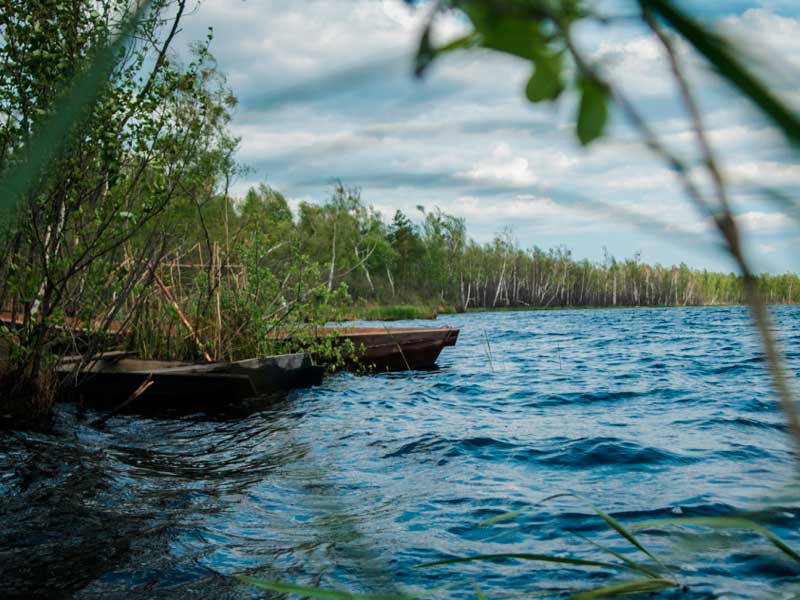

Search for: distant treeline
xmin=181 ymin=183 xmax=800 ymax=310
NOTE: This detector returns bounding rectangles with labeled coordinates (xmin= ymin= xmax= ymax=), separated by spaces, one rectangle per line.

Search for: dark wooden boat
xmin=57 ymin=352 xmax=324 ymax=409
xmin=314 ymin=326 xmax=459 ymax=372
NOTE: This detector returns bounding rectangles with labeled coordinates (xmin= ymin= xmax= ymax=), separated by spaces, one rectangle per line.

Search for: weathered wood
xmin=303 ymin=326 xmax=459 ymax=372
xmin=59 ymin=351 xmax=135 ymax=364
xmin=57 ymin=352 xmax=324 ymax=409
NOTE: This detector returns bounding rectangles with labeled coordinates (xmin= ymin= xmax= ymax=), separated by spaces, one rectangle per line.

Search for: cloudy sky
xmin=172 ymin=0 xmax=799 ymax=273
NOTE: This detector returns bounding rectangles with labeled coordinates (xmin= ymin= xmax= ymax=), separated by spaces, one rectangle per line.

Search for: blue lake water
xmin=2 ymin=306 xmax=800 ymax=598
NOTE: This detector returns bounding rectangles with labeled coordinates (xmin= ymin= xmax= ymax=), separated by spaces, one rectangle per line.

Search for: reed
xmin=128 ymin=238 xmax=360 ymax=370
xmin=358 ymin=305 xmax=439 ymax=321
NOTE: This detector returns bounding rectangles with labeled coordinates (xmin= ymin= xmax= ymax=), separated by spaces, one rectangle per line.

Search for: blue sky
xmin=173 ymin=0 xmax=799 ymax=273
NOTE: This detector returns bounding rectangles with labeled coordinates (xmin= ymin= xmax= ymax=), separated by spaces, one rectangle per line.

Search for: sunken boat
xmin=310 ymin=326 xmax=459 ymax=372
xmin=57 ymin=352 xmax=324 ymax=410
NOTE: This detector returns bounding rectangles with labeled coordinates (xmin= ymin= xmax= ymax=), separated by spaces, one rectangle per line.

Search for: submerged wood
xmin=57 ymin=353 xmax=324 ymax=409
xmin=310 ymin=326 xmax=460 ymax=371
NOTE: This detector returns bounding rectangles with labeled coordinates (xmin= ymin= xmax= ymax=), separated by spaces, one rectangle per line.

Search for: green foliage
xmin=415 ymin=0 xmax=800 ymax=151
xmin=147 ymin=180 xmax=800 ymax=318
xmin=0 ymin=0 xmax=244 ymax=419
xmin=414 ymin=0 xmax=609 ymax=145
xmin=236 ymin=577 xmax=412 ymax=600
xmin=640 ymin=0 xmax=800 ymax=145
xmin=0 ymin=0 xmax=150 ymax=215
xmin=359 ymin=305 xmax=438 ymax=321
xmin=576 ymin=76 xmax=608 ymax=146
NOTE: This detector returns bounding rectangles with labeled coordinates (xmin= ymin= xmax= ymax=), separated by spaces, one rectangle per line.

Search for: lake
xmin=2 ymin=306 xmax=799 ymax=598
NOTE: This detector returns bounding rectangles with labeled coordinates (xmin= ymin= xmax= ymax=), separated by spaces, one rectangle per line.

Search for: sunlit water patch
xmin=1 ymin=306 xmax=799 ymax=598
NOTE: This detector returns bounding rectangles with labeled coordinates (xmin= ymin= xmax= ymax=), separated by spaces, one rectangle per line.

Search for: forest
xmin=0 ymin=0 xmax=797 ymax=423
xmin=199 ymin=182 xmax=800 ymax=312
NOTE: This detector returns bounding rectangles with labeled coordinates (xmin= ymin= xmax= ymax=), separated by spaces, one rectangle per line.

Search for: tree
xmin=0 ymin=0 xmax=238 ymax=422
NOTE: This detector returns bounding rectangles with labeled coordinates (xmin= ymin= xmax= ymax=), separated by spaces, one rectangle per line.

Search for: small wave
xmin=381 ymin=434 xmax=453 ymax=459
xmin=671 ymin=417 xmax=786 ymax=432
xmin=711 ymin=445 xmax=776 ymax=461
xmin=385 ymin=434 xmax=694 ymax=470
xmin=709 ymin=360 xmax=765 ymax=375
xmin=531 ymin=390 xmax=643 ymax=408
xmin=529 ymin=437 xmax=692 ymax=469
xmin=740 ymin=397 xmax=777 ymax=413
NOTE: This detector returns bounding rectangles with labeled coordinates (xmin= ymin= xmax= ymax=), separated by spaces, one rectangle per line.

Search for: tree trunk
xmin=327 ymin=220 xmax=337 ymax=292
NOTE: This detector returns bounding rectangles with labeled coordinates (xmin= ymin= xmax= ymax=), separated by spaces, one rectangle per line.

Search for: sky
xmin=171 ymin=0 xmax=800 ymax=273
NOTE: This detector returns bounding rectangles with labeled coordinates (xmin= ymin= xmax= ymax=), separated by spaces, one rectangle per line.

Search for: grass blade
xmin=473 ymin=583 xmax=488 ymax=600
xmin=585 ymin=503 xmax=669 ymax=573
xmin=632 ymin=517 xmax=800 ymax=563
xmin=415 ymin=552 xmax=632 ymax=572
xmin=480 ymin=494 xmax=667 ymax=573
xmin=641 ymin=0 xmax=800 ymax=145
xmin=569 ymin=578 xmax=677 ymax=600
xmin=574 ymin=534 xmax=661 ymax=579
xmin=235 ymin=577 xmax=413 ymax=600
xmin=480 ymin=493 xmax=574 ymax=526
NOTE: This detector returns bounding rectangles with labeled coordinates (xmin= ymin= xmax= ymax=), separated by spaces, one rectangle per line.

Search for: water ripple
xmin=1 ymin=305 xmax=799 ymax=598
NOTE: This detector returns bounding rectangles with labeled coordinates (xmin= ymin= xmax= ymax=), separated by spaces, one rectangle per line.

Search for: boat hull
xmin=314 ymin=326 xmax=459 ymax=372
xmin=57 ymin=354 xmax=323 ymax=409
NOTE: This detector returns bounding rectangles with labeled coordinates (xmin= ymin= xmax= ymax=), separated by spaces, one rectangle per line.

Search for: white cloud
xmin=453 ymin=194 xmax=568 ymax=221
xmin=602 ymin=168 xmax=678 ymax=192
xmin=725 ymin=161 xmax=800 ymax=186
xmin=460 ymin=143 xmax=539 ymax=187
xmin=171 ymin=1 xmax=800 ymax=272
xmin=720 ymin=9 xmax=800 ymax=71
xmin=737 ymin=210 xmax=792 ymax=232
xmin=593 ymin=34 xmax=676 ymax=98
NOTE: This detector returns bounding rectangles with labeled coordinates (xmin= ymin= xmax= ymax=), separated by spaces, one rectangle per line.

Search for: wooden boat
xmin=312 ymin=326 xmax=459 ymax=372
xmin=57 ymin=352 xmax=324 ymax=409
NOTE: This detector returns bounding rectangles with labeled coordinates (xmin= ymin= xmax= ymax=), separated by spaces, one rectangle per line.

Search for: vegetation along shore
xmin=2 ymin=0 xmax=794 ymax=427
xmin=3 ymin=0 xmax=800 ymax=599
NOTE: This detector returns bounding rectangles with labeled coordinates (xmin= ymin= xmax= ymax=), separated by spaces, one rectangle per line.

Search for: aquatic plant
xmin=358 ymin=305 xmax=440 ymax=321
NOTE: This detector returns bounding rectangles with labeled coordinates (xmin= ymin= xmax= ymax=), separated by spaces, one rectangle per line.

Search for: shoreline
xmin=463 ymin=302 xmax=799 ymax=313
xmin=348 ymin=302 xmax=799 ymax=321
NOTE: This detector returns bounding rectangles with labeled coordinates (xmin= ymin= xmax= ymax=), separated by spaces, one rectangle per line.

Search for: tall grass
xmin=129 ymin=240 xmax=359 ymax=369
xmin=357 ymin=305 xmax=440 ymax=321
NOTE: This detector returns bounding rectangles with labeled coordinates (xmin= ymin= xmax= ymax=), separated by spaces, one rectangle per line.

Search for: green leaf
xmin=235 ymin=577 xmax=412 ymax=600
xmin=479 ymin=494 xmax=668 ymax=574
xmin=0 ymin=2 xmax=151 ymax=217
xmin=576 ymin=76 xmax=608 ymax=145
xmin=481 ymin=507 xmax=529 ymax=527
xmin=585 ymin=504 xmax=666 ymax=572
xmin=414 ymin=552 xmax=631 ymax=572
xmin=641 ymin=0 xmax=800 ymax=145
xmin=415 ymin=32 xmax=480 ymax=78
xmin=632 ymin=516 xmax=800 ymax=564
xmin=480 ymin=493 xmax=574 ymax=526
xmin=462 ymin=6 xmax=543 ymax=62
xmin=474 ymin=583 xmax=488 ymax=600
xmin=569 ymin=578 xmax=677 ymax=600
xmin=525 ymin=53 xmax=564 ymax=103
xmin=574 ymin=534 xmax=661 ymax=579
